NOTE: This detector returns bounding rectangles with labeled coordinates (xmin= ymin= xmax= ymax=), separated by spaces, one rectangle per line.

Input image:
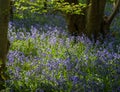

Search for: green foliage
xmin=53 ymin=1 xmax=87 ymax=14
xmin=15 ymin=0 xmax=47 ymax=14
xmin=11 ymin=38 xmax=38 ymax=56
xmin=14 ymin=0 xmax=87 ymax=15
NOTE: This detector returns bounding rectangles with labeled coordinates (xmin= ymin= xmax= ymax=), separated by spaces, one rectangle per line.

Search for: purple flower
xmin=31 ymin=26 xmax=37 ymax=38
xmin=71 ymin=76 xmax=79 ymax=84
xmin=49 ymin=37 xmax=57 ymax=45
xmin=16 ymin=32 xmax=25 ymax=40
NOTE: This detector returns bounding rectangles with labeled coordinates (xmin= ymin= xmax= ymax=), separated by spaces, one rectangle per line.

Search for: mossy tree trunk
xmin=0 ymin=0 xmax=10 ymax=90
xmin=64 ymin=0 xmax=120 ymax=41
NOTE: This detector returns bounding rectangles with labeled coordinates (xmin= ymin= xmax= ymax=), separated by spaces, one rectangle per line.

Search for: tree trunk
xmin=66 ymin=14 xmax=86 ymax=36
xmin=86 ymin=0 xmax=106 ymax=40
xmin=64 ymin=0 xmax=86 ymax=36
xmin=0 ymin=0 xmax=10 ymax=90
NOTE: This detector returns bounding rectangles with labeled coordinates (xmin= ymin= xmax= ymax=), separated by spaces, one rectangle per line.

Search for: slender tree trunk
xmin=108 ymin=0 xmax=120 ymax=24
xmin=0 ymin=0 xmax=10 ymax=90
xmin=113 ymin=0 xmax=120 ymax=11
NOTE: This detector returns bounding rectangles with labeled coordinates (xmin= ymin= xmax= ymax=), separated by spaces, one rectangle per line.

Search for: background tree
xmin=63 ymin=0 xmax=120 ymax=40
xmin=0 ymin=0 xmax=10 ymax=90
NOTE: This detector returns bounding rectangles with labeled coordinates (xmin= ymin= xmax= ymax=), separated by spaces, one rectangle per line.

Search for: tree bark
xmin=64 ymin=0 xmax=86 ymax=36
xmin=0 ymin=0 xmax=10 ymax=89
xmin=86 ymin=0 xmax=106 ymax=40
